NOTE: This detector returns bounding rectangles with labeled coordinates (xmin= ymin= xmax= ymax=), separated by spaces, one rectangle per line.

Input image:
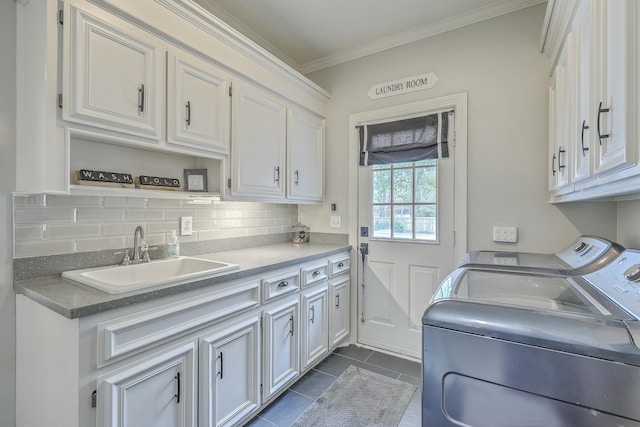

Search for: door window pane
xmin=372 ymin=170 xmax=391 ymax=203
xmin=372 ymin=205 xmax=391 ymax=238
xmin=371 ymin=161 xmax=438 ymax=241
xmin=393 ymin=169 xmax=413 ymax=203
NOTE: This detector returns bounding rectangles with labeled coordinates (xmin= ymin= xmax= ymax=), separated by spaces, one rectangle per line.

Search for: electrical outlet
xmin=493 ymin=226 xmax=518 ymax=243
xmin=180 ymin=216 xmax=193 ymax=236
xmin=330 ymin=215 xmax=342 ymax=228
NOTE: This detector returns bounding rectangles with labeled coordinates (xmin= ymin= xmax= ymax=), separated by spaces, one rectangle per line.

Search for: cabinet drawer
xmin=97 ymin=280 xmax=259 ymax=368
xmin=301 ymin=264 xmax=328 ymax=287
xmin=262 ymin=271 xmax=300 ymax=303
xmin=328 ymin=256 xmax=350 ymax=277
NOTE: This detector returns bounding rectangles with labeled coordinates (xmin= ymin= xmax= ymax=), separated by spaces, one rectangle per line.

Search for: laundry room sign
xmin=368 ymin=72 xmax=439 ymax=99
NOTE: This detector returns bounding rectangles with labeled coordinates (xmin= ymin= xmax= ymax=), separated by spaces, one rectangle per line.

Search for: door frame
xmin=347 ymin=92 xmax=468 ymax=347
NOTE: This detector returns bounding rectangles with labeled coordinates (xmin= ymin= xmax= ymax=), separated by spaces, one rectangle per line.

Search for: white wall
xmin=617 ymin=201 xmax=640 ymax=248
xmin=300 ymin=4 xmax=617 ymax=253
xmin=1 ymin=0 xmax=16 ymax=425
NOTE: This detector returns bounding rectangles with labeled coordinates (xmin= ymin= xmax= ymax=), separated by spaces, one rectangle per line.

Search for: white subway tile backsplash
xmin=47 ymin=223 xmax=102 ymax=239
xmin=147 ymin=198 xmax=182 ymax=209
xmin=77 ymin=208 xmax=125 ymax=222
xmin=164 ymin=209 xmax=198 ymax=220
xmin=103 ymin=197 xmax=147 ymax=208
xmin=14 ymin=208 xmax=76 ymax=224
xmin=125 ymin=209 xmax=164 ymax=221
xmin=15 ymin=239 xmax=76 ymax=258
xmin=13 ymin=194 xmax=46 ymax=207
xmin=76 ymin=236 xmax=126 ymax=253
xmin=14 ymin=225 xmax=45 ymax=241
xmin=12 ymin=194 xmax=298 ymax=258
xmin=46 ymin=195 xmax=102 ymax=207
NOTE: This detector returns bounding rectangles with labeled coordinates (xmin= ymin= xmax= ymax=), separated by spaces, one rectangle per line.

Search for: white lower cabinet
xmin=97 ymin=340 xmax=198 ymax=427
xmin=262 ymin=296 xmax=300 ymax=401
xmin=16 ymin=250 xmax=350 ymax=427
xmin=200 ymin=313 xmax=261 ymax=427
xmin=300 ymin=283 xmax=329 ymax=370
xmin=329 ymin=275 xmax=350 ymax=349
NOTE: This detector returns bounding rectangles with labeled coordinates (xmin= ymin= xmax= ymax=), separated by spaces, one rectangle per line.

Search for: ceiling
xmin=193 ymin=0 xmax=547 ymax=74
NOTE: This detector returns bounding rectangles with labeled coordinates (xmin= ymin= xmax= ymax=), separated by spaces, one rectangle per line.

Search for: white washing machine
xmin=422 ymin=249 xmax=640 ymax=427
xmin=457 ymin=235 xmax=624 ymax=275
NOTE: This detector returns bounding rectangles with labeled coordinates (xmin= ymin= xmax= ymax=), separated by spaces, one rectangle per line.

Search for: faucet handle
xmin=113 ymin=249 xmax=131 ymax=265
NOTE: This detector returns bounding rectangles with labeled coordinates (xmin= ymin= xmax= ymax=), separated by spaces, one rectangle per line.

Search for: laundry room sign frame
xmin=368 ymin=72 xmax=439 ymax=99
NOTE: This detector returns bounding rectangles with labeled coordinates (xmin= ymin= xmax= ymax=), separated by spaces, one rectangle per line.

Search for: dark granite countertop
xmin=14 ymin=243 xmax=351 ymax=319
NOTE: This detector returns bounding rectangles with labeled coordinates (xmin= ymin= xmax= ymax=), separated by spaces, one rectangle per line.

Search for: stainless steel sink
xmin=62 ymin=256 xmax=239 ymax=294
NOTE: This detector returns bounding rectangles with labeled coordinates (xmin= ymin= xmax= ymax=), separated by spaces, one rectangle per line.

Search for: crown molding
xmin=300 ymin=0 xmax=547 ymax=74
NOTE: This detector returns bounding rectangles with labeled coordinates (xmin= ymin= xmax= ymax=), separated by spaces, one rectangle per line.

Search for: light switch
xmin=330 ymin=215 xmax=342 ymax=228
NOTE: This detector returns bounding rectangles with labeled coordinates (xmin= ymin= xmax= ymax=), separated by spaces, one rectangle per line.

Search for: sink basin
xmin=62 ymin=256 xmax=239 ymax=294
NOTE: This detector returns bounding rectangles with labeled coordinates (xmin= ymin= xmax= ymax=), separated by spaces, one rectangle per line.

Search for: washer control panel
xmin=585 ymin=249 xmax=640 ymax=319
xmin=556 ymin=236 xmax=618 ymax=269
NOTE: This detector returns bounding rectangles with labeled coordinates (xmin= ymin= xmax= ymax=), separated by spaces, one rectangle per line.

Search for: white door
xmin=350 ymin=95 xmax=467 ymax=360
xmin=287 ymin=108 xmax=325 ymax=202
xmin=592 ymin=0 xmax=634 ymax=175
xmin=167 ymin=50 xmax=231 ymax=155
xmin=262 ymin=297 xmax=299 ymax=400
xmin=98 ymin=341 xmax=197 ymax=427
xmin=230 ymin=82 xmax=287 ymax=199
xmin=64 ymin=4 xmax=161 ymax=138
xmin=200 ymin=313 xmax=260 ymax=427
xmin=300 ymin=283 xmax=329 ymax=369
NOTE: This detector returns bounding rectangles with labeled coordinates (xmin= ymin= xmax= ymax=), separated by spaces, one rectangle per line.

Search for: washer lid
xmin=425 ymin=268 xmax=640 ymax=365
xmin=433 ymin=269 xmax=629 ymax=318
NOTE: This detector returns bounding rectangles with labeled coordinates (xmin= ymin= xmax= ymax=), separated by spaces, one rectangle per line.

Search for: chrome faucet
xmin=132 ymin=225 xmax=150 ymax=263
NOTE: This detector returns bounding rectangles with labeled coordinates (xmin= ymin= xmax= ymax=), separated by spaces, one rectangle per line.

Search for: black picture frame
xmin=184 ymin=169 xmax=208 ymax=192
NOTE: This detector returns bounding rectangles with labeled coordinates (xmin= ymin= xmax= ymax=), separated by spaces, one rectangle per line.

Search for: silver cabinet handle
xmin=277 ymin=281 xmax=289 ymax=289
xmin=597 ymin=101 xmax=610 ymax=145
xmin=581 ymin=120 xmax=589 ymax=156
xmin=216 ymin=352 xmax=224 ymax=379
xmin=294 ymin=169 xmax=299 ymax=185
xmin=174 ymin=372 xmax=181 ymax=404
xmin=274 ymin=166 xmax=280 ymax=183
xmin=138 ymin=84 xmax=145 ymax=113
xmin=310 ymin=305 xmax=315 ymax=324
xmin=335 ymin=294 xmax=340 ymax=308
xmin=186 ymin=101 xmax=191 ymax=126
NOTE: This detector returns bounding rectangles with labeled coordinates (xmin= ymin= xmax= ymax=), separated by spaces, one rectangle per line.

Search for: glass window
xmin=371 ymin=160 xmax=437 ymax=241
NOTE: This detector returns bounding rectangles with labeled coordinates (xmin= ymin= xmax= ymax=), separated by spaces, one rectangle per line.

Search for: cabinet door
xmin=287 ymin=109 xmax=324 ymax=202
xmin=98 ymin=341 xmax=197 ymax=427
xmin=64 ymin=4 xmax=162 ymax=139
xmin=572 ymin=1 xmax=592 ymax=184
xmin=200 ymin=314 xmax=260 ymax=427
xmin=231 ymin=82 xmax=287 ymax=199
xmin=592 ymin=0 xmax=635 ymax=175
xmin=300 ymin=283 xmax=329 ymax=370
xmin=263 ymin=298 xmax=299 ymax=400
xmin=167 ymin=51 xmax=231 ymax=155
xmin=329 ymin=276 xmax=350 ymax=349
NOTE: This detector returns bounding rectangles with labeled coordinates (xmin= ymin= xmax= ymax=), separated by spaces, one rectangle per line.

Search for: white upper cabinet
xmin=572 ymin=0 xmax=592 ymax=184
xmin=287 ymin=109 xmax=325 ymax=202
xmin=17 ymin=0 xmax=328 ymax=196
xmin=591 ymin=0 xmax=635 ymax=175
xmin=63 ymin=4 xmax=162 ymax=139
xmin=542 ymin=0 xmax=640 ymax=201
xmin=167 ymin=50 xmax=231 ymax=156
xmin=229 ymin=81 xmax=326 ymax=203
xmin=230 ymin=81 xmax=287 ymax=200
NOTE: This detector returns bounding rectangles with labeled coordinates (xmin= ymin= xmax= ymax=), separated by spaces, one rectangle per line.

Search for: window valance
xmin=357 ymin=110 xmax=453 ymax=166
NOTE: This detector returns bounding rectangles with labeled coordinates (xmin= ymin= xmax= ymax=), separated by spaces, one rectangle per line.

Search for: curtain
xmin=358 ymin=110 xmax=453 ymax=166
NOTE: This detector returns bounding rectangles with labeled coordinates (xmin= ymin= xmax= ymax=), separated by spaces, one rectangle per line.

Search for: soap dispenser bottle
xmin=168 ymin=230 xmax=180 ymax=258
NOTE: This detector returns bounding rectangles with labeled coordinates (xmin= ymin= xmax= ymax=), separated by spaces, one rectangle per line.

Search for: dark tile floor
xmin=244 ymin=345 xmax=422 ymax=427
